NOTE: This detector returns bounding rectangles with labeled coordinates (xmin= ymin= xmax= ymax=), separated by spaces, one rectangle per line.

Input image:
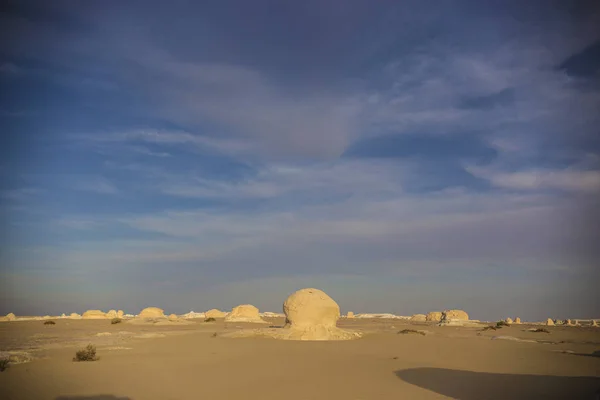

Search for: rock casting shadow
xmin=395 ymin=367 xmax=600 ymax=399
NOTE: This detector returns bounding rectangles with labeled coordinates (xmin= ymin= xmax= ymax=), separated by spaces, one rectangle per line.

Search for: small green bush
xmin=496 ymin=321 xmax=510 ymax=327
xmin=73 ymin=344 xmax=98 ymax=362
xmin=397 ymin=329 xmax=426 ymax=336
xmin=205 ymin=317 xmax=216 ymax=322
xmin=111 ymin=318 xmax=122 ymax=324
xmin=44 ymin=320 xmax=56 ymax=325
xmin=0 ymin=358 xmax=9 ymax=372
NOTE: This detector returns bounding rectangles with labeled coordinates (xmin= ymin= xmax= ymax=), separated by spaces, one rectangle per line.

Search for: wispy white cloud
xmin=467 ymin=165 xmax=600 ymax=192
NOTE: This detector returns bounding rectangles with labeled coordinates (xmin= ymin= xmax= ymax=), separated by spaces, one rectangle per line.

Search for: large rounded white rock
xmin=442 ymin=309 xmax=469 ymax=321
xmin=281 ymin=288 xmax=360 ymax=340
xmin=426 ymin=311 xmax=443 ymax=322
xmin=82 ymin=310 xmax=108 ymax=319
xmin=138 ymin=307 xmax=165 ymax=318
xmin=284 ymin=288 xmax=340 ymax=329
xmin=225 ymin=304 xmax=267 ymax=323
xmin=205 ymin=309 xmax=227 ymax=319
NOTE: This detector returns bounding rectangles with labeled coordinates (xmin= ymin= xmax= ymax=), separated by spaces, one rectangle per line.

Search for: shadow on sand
xmin=395 ymin=367 xmax=600 ymax=399
xmin=55 ymin=396 xmax=131 ymax=400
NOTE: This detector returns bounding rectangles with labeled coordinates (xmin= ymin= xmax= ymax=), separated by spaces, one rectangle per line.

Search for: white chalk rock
xmin=204 ymin=309 xmax=227 ymax=319
xmin=225 ymin=304 xmax=267 ymax=323
xmin=426 ymin=311 xmax=443 ymax=322
xmin=138 ymin=307 xmax=165 ymax=319
xmin=281 ymin=288 xmax=360 ymax=340
xmin=82 ymin=310 xmax=108 ymax=319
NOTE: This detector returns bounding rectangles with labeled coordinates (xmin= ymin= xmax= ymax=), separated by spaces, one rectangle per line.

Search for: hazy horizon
xmin=1 ymin=1 xmax=599 ymax=321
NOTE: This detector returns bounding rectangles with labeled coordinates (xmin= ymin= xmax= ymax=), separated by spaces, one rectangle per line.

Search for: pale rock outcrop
xmin=426 ymin=311 xmax=443 ymax=322
xmin=168 ymin=314 xmax=179 ymax=321
xmin=514 ymin=317 xmax=521 ymax=324
xmin=60 ymin=313 xmax=66 ymax=319
xmin=439 ymin=309 xmax=479 ymax=327
xmin=505 ymin=317 xmax=513 ymax=324
xmin=6 ymin=313 xmax=16 ymax=321
xmin=592 ymin=320 xmax=598 ymax=327
xmin=354 ymin=313 xmax=406 ymax=319
xmin=260 ymin=312 xmax=285 ymax=318
xmin=564 ymin=319 xmax=575 ymax=326
xmin=346 ymin=311 xmax=355 ymax=318
xmin=410 ymin=314 xmax=427 ymax=322
xmin=117 ymin=310 xmax=124 ymax=318
xmin=442 ymin=310 xmax=469 ymax=320
xmin=182 ymin=311 xmax=206 ymax=319
xmin=70 ymin=313 xmax=82 ymax=319
xmin=280 ymin=288 xmax=360 ymax=340
xmin=204 ymin=309 xmax=227 ymax=319
xmin=220 ymin=288 xmax=361 ymax=341
xmin=225 ymin=304 xmax=267 ymax=323
xmin=546 ymin=318 xmax=555 ymax=326
xmin=82 ymin=310 xmax=108 ymax=319
xmin=138 ymin=307 xmax=165 ymax=319
xmin=105 ymin=310 xmax=118 ymax=319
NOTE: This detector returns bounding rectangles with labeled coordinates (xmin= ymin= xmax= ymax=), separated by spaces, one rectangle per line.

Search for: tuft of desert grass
xmin=397 ymin=329 xmax=426 ymax=336
xmin=531 ymin=328 xmax=550 ymax=333
xmin=481 ymin=325 xmax=499 ymax=331
xmin=73 ymin=344 xmax=98 ymax=362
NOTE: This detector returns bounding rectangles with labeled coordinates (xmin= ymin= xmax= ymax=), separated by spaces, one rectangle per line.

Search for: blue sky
xmin=1 ymin=0 xmax=599 ymax=320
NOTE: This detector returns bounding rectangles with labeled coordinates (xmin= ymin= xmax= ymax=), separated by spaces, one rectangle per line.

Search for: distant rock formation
xmin=442 ymin=310 xmax=469 ymax=321
xmin=426 ymin=311 xmax=442 ymax=322
xmin=280 ymin=288 xmax=360 ymax=340
xmin=225 ymin=304 xmax=267 ymax=323
xmin=260 ymin=311 xmax=285 ymax=318
xmin=439 ymin=309 xmax=477 ymax=327
xmin=105 ymin=310 xmax=118 ymax=319
xmin=168 ymin=314 xmax=179 ymax=321
xmin=346 ymin=311 xmax=355 ymax=318
xmin=505 ymin=317 xmax=513 ymax=324
xmin=217 ymin=288 xmax=362 ymax=341
xmin=546 ymin=318 xmax=555 ymax=326
xmin=182 ymin=311 xmax=205 ymax=319
xmin=82 ymin=310 xmax=108 ymax=319
xmin=138 ymin=307 xmax=165 ymax=319
xmin=514 ymin=317 xmax=521 ymax=324
xmin=117 ymin=310 xmax=124 ymax=318
xmin=69 ymin=313 xmax=82 ymax=319
xmin=204 ymin=309 xmax=227 ymax=319
xmin=410 ymin=314 xmax=427 ymax=322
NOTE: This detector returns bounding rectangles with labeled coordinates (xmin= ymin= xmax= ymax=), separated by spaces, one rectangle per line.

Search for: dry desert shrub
xmin=0 ymin=358 xmax=9 ymax=372
xmin=205 ymin=317 xmax=216 ymax=322
xmin=397 ymin=329 xmax=426 ymax=336
xmin=43 ymin=320 xmax=56 ymax=325
xmin=531 ymin=328 xmax=550 ymax=333
xmin=111 ymin=318 xmax=122 ymax=324
xmin=496 ymin=320 xmax=510 ymax=327
xmin=73 ymin=344 xmax=98 ymax=362
xmin=481 ymin=325 xmax=499 ymax=331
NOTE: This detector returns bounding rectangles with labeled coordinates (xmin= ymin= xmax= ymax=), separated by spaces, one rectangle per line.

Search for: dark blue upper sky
xmin=1 ymin=0 xmax=599 ymax=319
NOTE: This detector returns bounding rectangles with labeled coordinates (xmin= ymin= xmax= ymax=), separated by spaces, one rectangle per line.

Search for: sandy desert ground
xmin=0 ymin=317 xmax=599 ymax=400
